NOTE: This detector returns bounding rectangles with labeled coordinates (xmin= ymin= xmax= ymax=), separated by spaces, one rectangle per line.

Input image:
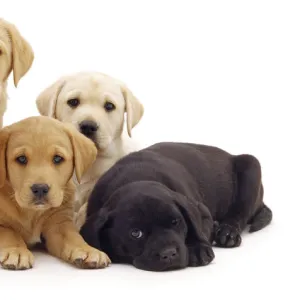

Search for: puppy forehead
xmin=9 ymin=133 xmax=71 ymax=152
xmin=7 ymin=117 xmax=72 ymax=152
xmin=63 ymin=74 xmax=123 ymax=97
xmin=116 ymin=197 xmax=180 ymax=226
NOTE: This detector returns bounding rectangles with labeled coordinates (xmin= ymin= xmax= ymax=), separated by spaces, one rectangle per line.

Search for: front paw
xmin=214 ymin=223 xmax=241 ymax=248
xmin=65 ymin=246 xmax=111 ymax=269
xmin=0 ymin=247 xmax=34 ymax=270
xmin=188 ymin=244 xmax=215 ymax=267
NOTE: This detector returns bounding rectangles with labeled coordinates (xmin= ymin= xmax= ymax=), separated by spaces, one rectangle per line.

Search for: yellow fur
xmin=0 ymin=19 xmax=34 ymax=128
xmin=0 ymin=116 xmax=110 ymax=270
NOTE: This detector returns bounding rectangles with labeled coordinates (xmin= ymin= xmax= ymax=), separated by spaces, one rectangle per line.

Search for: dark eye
xmin=130 ymin=229 xmax=143 ymax=239
xmin=171 ymin=219 xmax=180 ymax=226
xmin=16 ymin=155 xmax=27 ymax=165
xmin=104 ymin=101 xmax=115 ymax=112
xmin=53 ymin=155 xmax=64 ymax=165
xmin=67 ymin=98 xmax=80 ymax=108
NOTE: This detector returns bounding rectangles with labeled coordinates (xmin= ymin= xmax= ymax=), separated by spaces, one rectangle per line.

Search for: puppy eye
xmin=104 ymin=101 xmax=115 ymax=112
xmin=67 ymin=98 xmax=80 ymax=108
xmin=53 ymin=155 xmax=64 ymax=165
xmin=171 ymin=219 xmax=180 ymax=226
xmin=130 ymin=229 xmax=143 ymax=239
xmin=16 ymin=155 xmax=27 ymax=165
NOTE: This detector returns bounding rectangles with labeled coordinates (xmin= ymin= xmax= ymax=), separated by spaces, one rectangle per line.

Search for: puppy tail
xmin=249 ymin=204 xmax=273 ymax=233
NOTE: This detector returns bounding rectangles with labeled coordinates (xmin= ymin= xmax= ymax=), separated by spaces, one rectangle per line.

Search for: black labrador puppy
xmin=80 ymin=142 xmax=272 ymax=271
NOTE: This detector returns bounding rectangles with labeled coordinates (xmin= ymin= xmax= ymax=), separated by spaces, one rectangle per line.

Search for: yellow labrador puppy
xmin=0 ymin=19 xmax=34 ymax=128
xmin=36 ymin=72 xmax=144 ymax=229
xmin=0 ymin=116 xmax=110 ymax=270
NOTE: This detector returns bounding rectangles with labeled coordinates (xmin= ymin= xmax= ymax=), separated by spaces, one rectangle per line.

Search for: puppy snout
xmin=159 ymin=247 xmax=178 ymax=263
xmin=79 ymin=120 xmax=98 ymax=137
xmin=31 ymin=184 xmax=49 ymax=199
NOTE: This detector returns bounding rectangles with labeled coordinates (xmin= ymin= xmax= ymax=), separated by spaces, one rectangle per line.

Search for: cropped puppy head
xmin=36 ymin=72 xmax=144 ymax=151
xmin=80 ymin=181 xmax=214 ymax=271
xmin=0 ymin=19 xmax=34 ymax=85
xmin=0 ymin=116 xmax=97 ymax=210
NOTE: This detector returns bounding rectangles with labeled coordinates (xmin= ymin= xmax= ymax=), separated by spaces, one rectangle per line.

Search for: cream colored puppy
xmin=0 ymin=19 xmax=34 ymax=128
xmin=36 ymin=72 xmax=144 ymax=228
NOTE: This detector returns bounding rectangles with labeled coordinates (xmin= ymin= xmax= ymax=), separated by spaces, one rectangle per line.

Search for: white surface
xmin=1 ymin=1 xmax=299 ymax=299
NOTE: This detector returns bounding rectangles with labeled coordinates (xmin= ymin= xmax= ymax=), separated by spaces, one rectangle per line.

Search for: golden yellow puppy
xmin=0 ymin=19 xmax=34 ymax=128
xmin=0 ymin=116 xmax=110 ymax=270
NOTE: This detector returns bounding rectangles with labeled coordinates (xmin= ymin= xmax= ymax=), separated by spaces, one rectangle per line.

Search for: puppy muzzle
xmin=133 ymin=244 xmax=188 ymax=271
xmin=30 ymin=184 xmax=50 ymax=207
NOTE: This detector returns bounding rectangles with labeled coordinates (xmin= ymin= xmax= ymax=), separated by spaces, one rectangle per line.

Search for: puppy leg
xmin=75 ymin=203 xmax=88 ymax=230
xmin=214 ymin=154 xmax=263 ymax=248
xmin=0 ymin=226 xmax=34 ymax=270
xmin=43 ymin=216 xmax=110 ymax=269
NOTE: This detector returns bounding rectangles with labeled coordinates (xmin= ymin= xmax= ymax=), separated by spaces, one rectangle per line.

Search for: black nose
xmin=159 ymin=247 xmax=178 ymax=262
xmin=31 ymin=184 xmax=49 ymax=198
xmin=79 ymin=120 xmax=98 ymax=136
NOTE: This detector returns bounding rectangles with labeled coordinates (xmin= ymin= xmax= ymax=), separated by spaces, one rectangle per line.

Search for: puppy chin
xmin=133 ymin=259 xmax=185 ymax=272
xmin=15 ymin=193 xmax=63 ymax=210
xmin=133 ymin=255 xmax=188 ymax=272
xmin=30 ymin=198 xmax=63 ymax=210
xmin=31 ymin=201 xmax=51 ymax=210
xmin=94 ymin=135 xmax=113 ymax=152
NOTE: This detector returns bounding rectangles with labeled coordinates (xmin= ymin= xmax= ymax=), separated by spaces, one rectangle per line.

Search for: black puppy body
xmin=80 ymin=142 xmax=272 ymax=271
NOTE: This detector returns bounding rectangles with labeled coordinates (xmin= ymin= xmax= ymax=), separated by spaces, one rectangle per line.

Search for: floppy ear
xmin=0 ymin=129 xmax=10 ymax=188
xmin=174 ymin=193 xmax=213 ymax=245
xmin=173 ymin=193 xmax=215 ymax=266
xmin=0 ymin=40 xmax=10 ymax=82
xmin=64 ymin=124 xmax=97 ymax=183
xmin=2 ymin=20 xmax=34 ymax=87
xmin=121 ymin=84 xmax=144 ymax=137
xmin=0 ymin=40 xmax=9 ymax=57
xmin=80 ymin=208 xmax=112 ymax=249
xmin=36 ymin=79 xmax=65 ymax=117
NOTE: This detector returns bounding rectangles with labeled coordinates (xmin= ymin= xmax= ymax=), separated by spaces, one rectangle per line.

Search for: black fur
xmin=80 ymin=142 xmax=272 ymax=271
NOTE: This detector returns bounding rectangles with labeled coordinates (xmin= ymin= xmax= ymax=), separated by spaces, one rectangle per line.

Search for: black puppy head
xmin=80 ymin=181 xmax=214 ymax=271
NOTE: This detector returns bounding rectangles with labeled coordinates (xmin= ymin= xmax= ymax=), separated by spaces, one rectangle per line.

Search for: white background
xmin=1 ymin=0 xmax=299 ymax=299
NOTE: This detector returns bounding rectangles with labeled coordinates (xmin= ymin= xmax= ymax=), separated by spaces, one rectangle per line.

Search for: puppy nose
xmin=159 ymin=247 xmax=178 ymax=262
xmin=31 ymin=184 xmax=49 ymax=198
xmin=79 ymin=120 xmax=98 ymax=136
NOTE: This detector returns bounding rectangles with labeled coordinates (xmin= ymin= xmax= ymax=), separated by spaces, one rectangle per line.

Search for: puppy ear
xmin=36 ymin=79 xmax=65 ymax=117
xmin=80 ymin=208 xmax=111 ymax=249
xmin=0 ymin=40 xmax=10 ymax=82
xmin=173 ymin=192 xmax=215 ymax=266
xmin=2 ymin=20 xmax=34 ymax=87
xmin=64 ymin=124 xmax=97 ymax=183
xmin=0 ymin=129 xmax=10 ymax=188
xmin=174 ymin=193 xmax=213 ymax=245
xmin=121 ymin=84 xmax=144 ymax=137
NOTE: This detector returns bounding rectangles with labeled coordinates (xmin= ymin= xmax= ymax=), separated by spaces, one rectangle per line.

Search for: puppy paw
xmin=214 ymin=224 xmax=241 ymax=247
xmin=0 ymin=247 xmax=34 ymax=270
xmin=188 ymin=244 xmax=215 ymax=267
xmin=66 ymin=246 xmax=111 ymax=269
